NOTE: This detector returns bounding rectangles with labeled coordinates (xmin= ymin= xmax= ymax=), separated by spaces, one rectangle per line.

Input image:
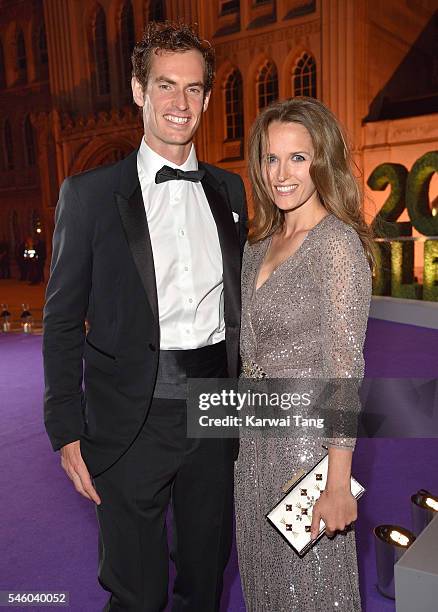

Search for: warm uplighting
xmin=374 ymin=524 xmax=415 ymax=599
xmin=411 ymin=489 xmax=438 ymax=536
xmin=425 ymin=497 xmax=438 ymax=511
xmin=20 ymin=304 xmax=33 ymax=334
xmin=1 ymin=304 xmax=11 ymax=333
xmin=389 ymin=530 xmax=410 ymax=546
xmin=411 ymin=489 xmax=438 ymax=512
xmin=374 ymin=524 xmax=416 ymax=549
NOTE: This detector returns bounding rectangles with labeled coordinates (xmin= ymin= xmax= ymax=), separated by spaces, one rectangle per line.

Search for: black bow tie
xmin=155 ymin=165 xmax=205 ymax=184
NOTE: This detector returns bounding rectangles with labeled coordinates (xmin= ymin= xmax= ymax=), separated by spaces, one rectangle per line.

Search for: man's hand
xmin=60 ymin=440 xmax=101 ymax=504
xmin=310 ymin=487 xmax=356 ymax=540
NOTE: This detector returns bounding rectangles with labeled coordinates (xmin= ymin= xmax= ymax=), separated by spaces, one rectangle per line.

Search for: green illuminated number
xmin=423 ymin=239 xmax=438 ymax=301
xmin=406 ymin=151 xmax=438 ymax=236
xmin=367 ymin=163 xmax=410 ymax=238
xmin=367 ymin=163 xmax=411 ymax=295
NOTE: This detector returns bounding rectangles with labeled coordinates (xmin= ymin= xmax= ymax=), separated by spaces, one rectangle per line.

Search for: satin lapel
xmin=114 ymin=152 xmax=158 ymax=322
xmin=200 ymin=168 xmax=241 ymax=330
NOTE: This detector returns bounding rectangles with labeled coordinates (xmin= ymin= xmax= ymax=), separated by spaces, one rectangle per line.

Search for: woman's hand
xmin=310 ymin=486 xmax=357 ymax=540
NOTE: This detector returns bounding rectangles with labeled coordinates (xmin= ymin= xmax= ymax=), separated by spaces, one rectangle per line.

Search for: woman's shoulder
xmin=316 ymin=214 xmax=364 ymax=255
xmin=243 ymin=236 xmax=269 ymax=258
xmin=313 ymin=215 xmax=371 ymax=284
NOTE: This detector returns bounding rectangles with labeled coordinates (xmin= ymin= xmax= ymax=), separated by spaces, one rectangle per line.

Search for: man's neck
xmin=143 ymin=136 xmax=193 ymax=166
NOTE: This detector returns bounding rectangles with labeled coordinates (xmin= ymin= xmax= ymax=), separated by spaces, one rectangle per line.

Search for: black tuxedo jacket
xmin=43 ymin=149 xmax=247 ymax=476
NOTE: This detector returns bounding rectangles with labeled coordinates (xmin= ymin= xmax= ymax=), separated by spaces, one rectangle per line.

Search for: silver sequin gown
xmin=235 ymin=214 xmax=371 ymax=612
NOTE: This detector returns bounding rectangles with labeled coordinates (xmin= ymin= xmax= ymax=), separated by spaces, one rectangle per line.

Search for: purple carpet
xmin=1 ymin=319 xmax=438 ymax=612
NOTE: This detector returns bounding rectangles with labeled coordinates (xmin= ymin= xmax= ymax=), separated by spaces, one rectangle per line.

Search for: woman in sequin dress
xmin=235 ymin=98 xmax=373 ymax=611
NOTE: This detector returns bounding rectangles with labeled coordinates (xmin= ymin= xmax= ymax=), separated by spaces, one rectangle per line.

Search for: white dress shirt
xmin=137 ymin=138 xmax=225 ymax=350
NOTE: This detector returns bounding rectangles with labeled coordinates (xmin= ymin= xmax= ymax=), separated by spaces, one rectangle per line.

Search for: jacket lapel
xmin=199 ymin=165 xmax=241 ymax=377
xmin=114 ymin=150 xmax=159 ymax=322
xmin=113 ymin=154 xmax=241 ymax=365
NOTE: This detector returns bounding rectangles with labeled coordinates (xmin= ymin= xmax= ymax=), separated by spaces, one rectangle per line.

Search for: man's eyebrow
xmin=155 ymin=76 xmax=176 ymax=85
xmin=186 ymin=81 xmax=205 ymax=88
xmin=155 ymin=76 xmax=204 ymax=88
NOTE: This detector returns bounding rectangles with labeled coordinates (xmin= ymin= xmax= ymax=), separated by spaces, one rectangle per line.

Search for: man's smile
xmin=163 ymin=114 xmax=191 ymax=125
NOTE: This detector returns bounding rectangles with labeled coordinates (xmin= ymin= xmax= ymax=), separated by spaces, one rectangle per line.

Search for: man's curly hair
xmin=131 ymin=21 xmax=215 ymax=94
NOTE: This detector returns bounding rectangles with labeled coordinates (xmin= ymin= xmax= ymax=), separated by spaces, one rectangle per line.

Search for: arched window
xmin=36 ymin=25 xmax=49 ymax=80
xmin=257 ymin=60 xmax=278 ymax=111
xmin=4 ymin=120 xmax=14 ymax=170
xmin=0 ymin=40 xmax=5 ymax=88
xmin=24 ymin=115 xmax=36 ymax=166
xmin=39 ymin=25 xmax=48 ymax=66
xmin=224 ymin=69 xmax=243 ymax=141
xmin=220 ymin=0 xmax=239 ymax=14
xmin=31 ymin=209 xmax=40 ymax=234
xmin=119 ymin=1 xmax=135 ymax=88
xmin=11 ymin=210 xmax=19 ymax=250
xmin=16 ymin=30 xmax=27 ymax=83
xmin=293 ymin=52 xmax=316 ymax=98
xmin=98 ymin=149 xmax=127 ymax=165
xmin=149 ymin=0 xmax=166 ymax=21
xmin=82 ymin=146 xmax=133 ymax=171
xmin=93 ymin=6 xmax=110 ymax=96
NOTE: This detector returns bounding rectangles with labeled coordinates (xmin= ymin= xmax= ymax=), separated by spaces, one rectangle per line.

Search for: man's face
xmin=132 ymin=49 xmax=210 ymax=159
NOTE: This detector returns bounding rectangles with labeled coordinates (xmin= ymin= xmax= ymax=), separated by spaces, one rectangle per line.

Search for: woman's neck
xmin=281 ymin=196 xmax=328 ymax=238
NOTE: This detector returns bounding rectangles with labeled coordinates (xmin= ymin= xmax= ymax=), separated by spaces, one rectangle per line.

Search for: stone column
xmin=321 ymin=0 xmax=367 ymax=151
xmin=43 ymin=0 xmax=76 ymax=111
xmin=31 ymin=111 xmax=59 ymax=269
xmin=165 ymin=0 xmax=198 ymax=23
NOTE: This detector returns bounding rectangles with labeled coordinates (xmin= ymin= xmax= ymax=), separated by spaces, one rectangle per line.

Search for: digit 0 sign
xmin=406 ymin=151 xmax=438 ymax=235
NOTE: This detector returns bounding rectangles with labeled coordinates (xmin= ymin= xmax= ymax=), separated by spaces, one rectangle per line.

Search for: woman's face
xmin=263 ymin=120 xmax=319 ymax=213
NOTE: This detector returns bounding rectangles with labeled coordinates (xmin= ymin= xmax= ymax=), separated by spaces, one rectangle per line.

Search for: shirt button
xmin=179 ymin=229 xmax=185 ymax=237
xmin=189 ymin=298 xmax=193 ymax=303
xmin=184 ymin=265 xmax=189 ymax=271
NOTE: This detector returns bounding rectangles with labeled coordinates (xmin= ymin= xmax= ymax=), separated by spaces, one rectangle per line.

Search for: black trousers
xmin=94 ymin=345 xmax=234 ymax=612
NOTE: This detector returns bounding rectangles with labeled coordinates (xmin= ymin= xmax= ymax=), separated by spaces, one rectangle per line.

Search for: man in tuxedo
xmin=43 ymin=21 xmax=247 ymax=612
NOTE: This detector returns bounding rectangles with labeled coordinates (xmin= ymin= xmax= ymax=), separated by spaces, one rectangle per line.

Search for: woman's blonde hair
xmin=248 ymin=97 xmax=374 ymax=267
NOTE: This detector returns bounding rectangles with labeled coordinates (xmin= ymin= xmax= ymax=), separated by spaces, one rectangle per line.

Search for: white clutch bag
xmin=266 ymin=453 xmax=365 ymax=556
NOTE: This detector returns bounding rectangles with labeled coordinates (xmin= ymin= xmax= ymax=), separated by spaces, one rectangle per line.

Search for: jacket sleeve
xmin=43 ymin=177 xmax=92 ymax=451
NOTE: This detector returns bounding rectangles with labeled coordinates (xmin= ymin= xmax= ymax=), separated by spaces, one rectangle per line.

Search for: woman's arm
xmin=310 ymin=446 xmax=356 ymax=539
xmin=310 ymin=224 xmax=371 ymax=538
